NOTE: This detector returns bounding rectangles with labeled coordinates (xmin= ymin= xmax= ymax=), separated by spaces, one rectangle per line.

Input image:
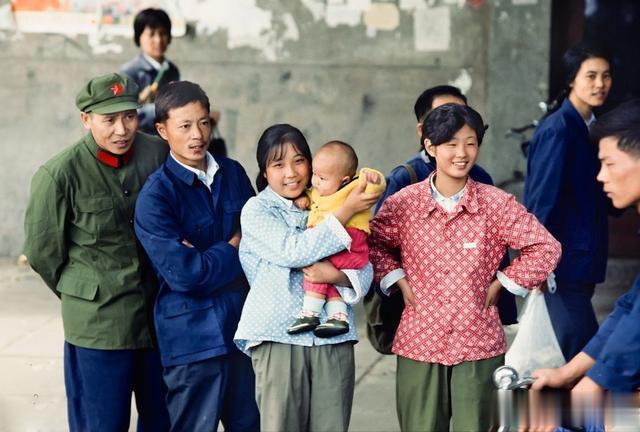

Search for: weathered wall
xmin=485 ymin=0 xmax=552 ymax=196
xmin=0 ymin=0 xmax=550 ymax=256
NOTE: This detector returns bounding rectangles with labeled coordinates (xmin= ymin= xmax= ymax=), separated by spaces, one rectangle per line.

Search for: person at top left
xmin=120 ymin=8 xmax=180 ymax=135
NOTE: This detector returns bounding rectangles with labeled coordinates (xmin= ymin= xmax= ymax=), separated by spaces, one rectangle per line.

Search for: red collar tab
xmin=97 ymin=146 xmax=134 ymax=168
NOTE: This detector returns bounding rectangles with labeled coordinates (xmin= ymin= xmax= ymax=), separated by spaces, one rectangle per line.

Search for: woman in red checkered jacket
xmin=369 ymin=103 xmax=561 ymax=432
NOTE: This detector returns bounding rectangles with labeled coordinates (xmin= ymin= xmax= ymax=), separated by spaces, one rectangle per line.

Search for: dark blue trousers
xmin=64 ymin=342 xmax=170 ymax=432
xmin=163 ymin=350 xmax=260 ymax=432
xmin=498 ymin=290 xmax=518 ymax=325
xmin=544 ymin=282 xmax=599 ymax=360
xmin=497 ymin=254 xmax=518 ymax=325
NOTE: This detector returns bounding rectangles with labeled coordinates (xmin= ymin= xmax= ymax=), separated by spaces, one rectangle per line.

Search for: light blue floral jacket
xmin=234 ymin=186 xmax=372 ymax=354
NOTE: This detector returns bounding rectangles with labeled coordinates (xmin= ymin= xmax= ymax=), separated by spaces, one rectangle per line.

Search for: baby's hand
xmin=342 ymin=180 xmax=381 ymax=214
xmin=363 ymin=170 xmax=381 ymax=185
xmin=294 ymin=195 xmax=310 ymax=209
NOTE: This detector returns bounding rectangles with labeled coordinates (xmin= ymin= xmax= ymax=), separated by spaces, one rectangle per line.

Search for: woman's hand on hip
xmin=484 ymin=279 xmax=503 ymax=311
xmin=396 ymin=278 xmax=417 ymax=311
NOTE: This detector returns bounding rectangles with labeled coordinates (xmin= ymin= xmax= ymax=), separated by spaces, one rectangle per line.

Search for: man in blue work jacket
xmin=532 ymin=100 xmax=640 ymax=427
xmin=134 ymin=81 xmax=259 ymax=431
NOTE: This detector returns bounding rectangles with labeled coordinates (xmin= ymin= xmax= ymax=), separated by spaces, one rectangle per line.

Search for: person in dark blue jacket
xmin=120 ymin=8 xmax=180 ymax=134
xmin=524 ymin=44 xmax=613 ymax=360
xmin=376 ymin=85 xmax=517 ymax=325
xmin=134 ymin=81 xmax=259 ymax=431
xmin=376 ymin=85 xmax=494 ymax=212
xmin=532 ymin=99 xmax=640 ymax=411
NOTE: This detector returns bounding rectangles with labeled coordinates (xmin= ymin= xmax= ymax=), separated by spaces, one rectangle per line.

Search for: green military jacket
xmin=24 ymin=132 xmax=168 ymax=349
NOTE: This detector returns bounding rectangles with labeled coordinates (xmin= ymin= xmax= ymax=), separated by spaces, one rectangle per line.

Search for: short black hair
xmin=255 ymin=124 xmax=313 ymax=192
xmin=421 ymin=104 xmax=487 ymax=148
xmin=134 ymin=8 xmax=172 ymax=46
xmin=562 ymin=43 xmax=610 ymax=88
xmin=414 ymin=85 xmax=467 ymax=122
xmin=155 ymin=81 xmax=210 ymax=123
xmin=321 ymin=140 xmax=358 ymax=178
xmin=590 ymin=99 xmax=640 ymax=158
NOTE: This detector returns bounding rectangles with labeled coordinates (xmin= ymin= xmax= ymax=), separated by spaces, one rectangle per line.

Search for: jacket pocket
xmin=74 ymin=196 xmax=117 ymax=236
xmin=57 ymin=277 xmax=99 ymax=301
xmin=158 ymin=296 xmax=225 ymax=358
xmin=162 ymin=296 xmax=215 ymax=318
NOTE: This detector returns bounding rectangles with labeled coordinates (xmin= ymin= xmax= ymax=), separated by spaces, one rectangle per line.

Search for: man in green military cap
xmin=23 ymin=72 xmax=170 ymax=432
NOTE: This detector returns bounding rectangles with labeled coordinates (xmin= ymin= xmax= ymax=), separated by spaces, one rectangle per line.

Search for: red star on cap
xmin=111 ymin=83 xmax=124 ymax=96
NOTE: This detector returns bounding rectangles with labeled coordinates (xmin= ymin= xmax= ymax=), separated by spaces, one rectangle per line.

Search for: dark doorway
xmin=583 ymin=0 xmax=640 ymax=107
xmin=548 ymin=0 xmax=585 ymax=102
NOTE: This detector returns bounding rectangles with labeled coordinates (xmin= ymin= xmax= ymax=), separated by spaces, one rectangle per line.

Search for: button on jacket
xmin=23 ymin=132 xmax=169 ymax=349
xmin=369 ymin=175 xmax=561 ymax=365
xmin=134 ymin=155 xmax=255 ymax=367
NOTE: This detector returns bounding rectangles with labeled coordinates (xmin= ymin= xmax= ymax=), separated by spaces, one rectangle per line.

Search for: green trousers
xmin=396 ymin=355 xmax=504 ymax=432
xmin=250 ymin=341 xmax=355 ymax=432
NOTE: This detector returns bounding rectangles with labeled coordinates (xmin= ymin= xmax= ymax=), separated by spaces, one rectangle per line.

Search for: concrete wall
xmin=486 ymin=0 xmax=552 ymax=196
xmin=0 ymin=0 xmax=550 ymax=256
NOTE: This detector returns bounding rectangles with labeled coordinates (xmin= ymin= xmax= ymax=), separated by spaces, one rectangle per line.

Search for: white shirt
xmin=170 ymin=152 xmax=219 ymax=191
xmin=430 ymin=175 xmax=466 ymax=213
xmin=142 ymin=53 xmax=169 ymax=72
xmin=273 ymin=191 xmax=295 ymax=208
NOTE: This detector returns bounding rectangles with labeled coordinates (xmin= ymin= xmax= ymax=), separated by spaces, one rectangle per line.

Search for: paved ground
xmin=0 ymin=258 xmax=637 ymax=432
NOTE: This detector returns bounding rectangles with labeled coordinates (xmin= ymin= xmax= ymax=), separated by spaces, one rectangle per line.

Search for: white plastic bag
xmin=505 ymin=289 xmax=565 ymax=377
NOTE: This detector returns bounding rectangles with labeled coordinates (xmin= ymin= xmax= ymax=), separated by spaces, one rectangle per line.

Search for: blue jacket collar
xmin=166 ymin=152 xmax=223 ymax=186
xmin=560 ymin=98 xmax=588 ymax=125
xmin=134 ymin=53 xmax=156 ymax=72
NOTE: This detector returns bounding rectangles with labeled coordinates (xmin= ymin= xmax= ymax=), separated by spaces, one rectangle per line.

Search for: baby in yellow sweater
xmin=287 ymin=140 xmax=386 ymax=337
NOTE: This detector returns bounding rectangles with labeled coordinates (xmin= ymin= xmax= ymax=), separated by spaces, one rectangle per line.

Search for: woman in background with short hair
xmin=524 ymin=43 xmax=613 ymax=361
